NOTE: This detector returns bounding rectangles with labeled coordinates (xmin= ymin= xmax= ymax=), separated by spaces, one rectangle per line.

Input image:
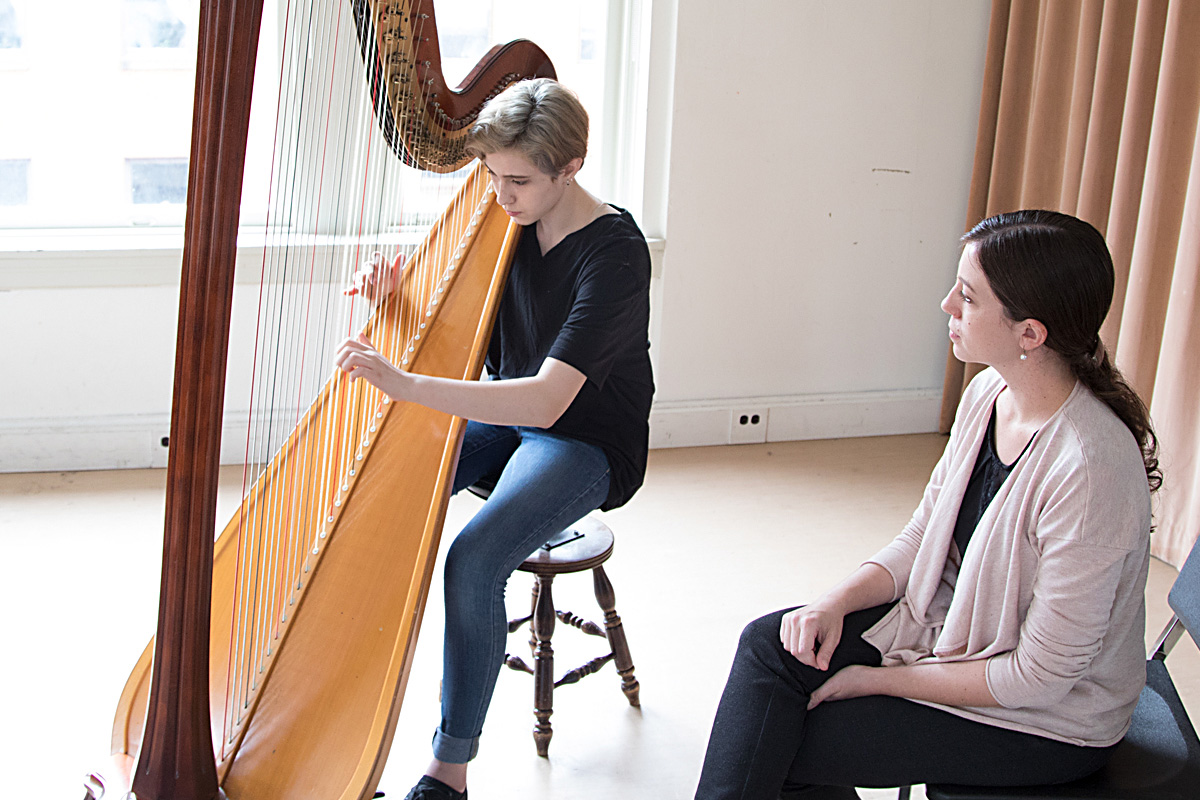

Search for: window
xmin=0 ymin=159 xmax=29 ymax=205
xmin=0 ymin=0 xmax=654 ymax=281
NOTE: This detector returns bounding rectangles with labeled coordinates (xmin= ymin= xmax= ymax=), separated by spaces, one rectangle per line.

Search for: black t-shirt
xmin=952 ymin=403 xmax=1034 ymax=558
xmin=485 ymin=207 xmax=655 ymax=510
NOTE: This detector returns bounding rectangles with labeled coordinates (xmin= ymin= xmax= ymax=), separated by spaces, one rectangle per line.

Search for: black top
xmin=952 ymin=404 xmax=1034 ymax=559
xmin=485 ymin=207 xmax=655 ymax=510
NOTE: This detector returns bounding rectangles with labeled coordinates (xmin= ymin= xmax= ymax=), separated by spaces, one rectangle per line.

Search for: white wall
xmin=648 ymin=0 xmax=990 ymax=446
xmin=0 ymin=1 xmax=991 ymax=472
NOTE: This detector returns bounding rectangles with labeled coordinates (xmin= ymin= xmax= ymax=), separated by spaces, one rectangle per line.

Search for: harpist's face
xmin=482 ymin=149 xmax=566 ymax=226
xmin=941 ymin=245 xmax=1024 ymax=368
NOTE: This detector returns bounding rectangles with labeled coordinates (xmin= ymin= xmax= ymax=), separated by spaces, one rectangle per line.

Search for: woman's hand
xmin=336 ymin=333 xmax=409 ymax=399
xmin=807 ymin=665 xmax=877 ymax=710
xmin=780 ymin=602 xmax=846 ymax=671
xmin=344 ymin=251 xmax=405 ymax=304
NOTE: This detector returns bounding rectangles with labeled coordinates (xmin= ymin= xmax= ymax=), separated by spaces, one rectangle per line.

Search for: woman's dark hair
xmin=962 ymin=209 xmax=1161 ymax=492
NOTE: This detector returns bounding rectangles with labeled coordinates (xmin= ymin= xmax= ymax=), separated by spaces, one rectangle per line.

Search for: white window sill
xmin=0 ymin=228 xmax=667 ymax=289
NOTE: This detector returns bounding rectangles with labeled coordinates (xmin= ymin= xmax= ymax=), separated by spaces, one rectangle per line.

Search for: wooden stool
xmin=504 ymin=516 xmax=640 ymax=757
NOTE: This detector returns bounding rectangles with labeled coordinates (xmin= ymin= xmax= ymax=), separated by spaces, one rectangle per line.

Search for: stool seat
xmin=517 ymin=517 xmax=613 ymax=574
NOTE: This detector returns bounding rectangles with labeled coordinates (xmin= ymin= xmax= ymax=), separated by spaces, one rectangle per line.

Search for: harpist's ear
xmin=558 ymin=157 xmax=584 ymax=183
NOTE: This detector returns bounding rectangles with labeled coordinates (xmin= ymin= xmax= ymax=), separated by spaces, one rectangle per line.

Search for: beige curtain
xmin=940 ymin=0 xmax=1200 ymax=567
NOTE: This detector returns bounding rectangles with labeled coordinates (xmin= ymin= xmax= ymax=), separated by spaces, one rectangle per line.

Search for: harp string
xmin=220 ymin=0 xmax=480 ymax=753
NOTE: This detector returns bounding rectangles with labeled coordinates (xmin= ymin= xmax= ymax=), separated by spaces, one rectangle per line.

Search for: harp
xmin=83 ymin=2 xmax=553 ymax=798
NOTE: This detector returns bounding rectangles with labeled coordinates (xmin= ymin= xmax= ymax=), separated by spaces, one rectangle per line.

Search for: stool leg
xmin=592 ymin=565 xmax=639 ymax=707
xmin=528 ymin=579 xmax=539 ymax=654
xmin=532 ymin=573 xmax=556 ymax=757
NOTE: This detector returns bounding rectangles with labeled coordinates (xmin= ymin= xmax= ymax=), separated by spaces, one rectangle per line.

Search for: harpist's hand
xmin=780 ymin=603 xmax=845 ymax=671
xmin=335 ymin=333 xmax=412 ymax=401
xmin=807 ymin=665 xmax=876 ymax=709
xmin=344 ymin=251 xmax=406 ymax=304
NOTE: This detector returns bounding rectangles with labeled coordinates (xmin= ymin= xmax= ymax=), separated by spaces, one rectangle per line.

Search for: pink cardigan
xmin=863 ymin=369 xmax=1151 ymax=746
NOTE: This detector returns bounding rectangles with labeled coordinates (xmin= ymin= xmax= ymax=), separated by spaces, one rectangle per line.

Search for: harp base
xmin=83 ymin=754 xmax=132 ymax=800
xmin=83 ymin=755 xmax=230 ymax=800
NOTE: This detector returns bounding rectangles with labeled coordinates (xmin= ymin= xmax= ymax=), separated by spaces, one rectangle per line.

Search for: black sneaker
xmin=402 ymin=776 xmax=468 ymax=800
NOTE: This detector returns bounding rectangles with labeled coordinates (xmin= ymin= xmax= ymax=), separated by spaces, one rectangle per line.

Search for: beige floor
xmin=2 ymin=435 xmax=1196 ymax=799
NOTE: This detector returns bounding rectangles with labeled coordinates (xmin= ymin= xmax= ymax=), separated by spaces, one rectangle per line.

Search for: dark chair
xmin=918 ymin=535 xmax=1200 ymax=800
xmin=466 ymin=478 xmax=640 ymax=757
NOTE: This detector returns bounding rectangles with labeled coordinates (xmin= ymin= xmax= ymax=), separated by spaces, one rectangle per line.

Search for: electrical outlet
xmin=150 ymin=433 xmax=171 ymax=468
xmin=729 ymin=408 xmax=768 ymax=444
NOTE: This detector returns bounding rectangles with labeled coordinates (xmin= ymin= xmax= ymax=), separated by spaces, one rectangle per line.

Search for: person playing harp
xmin=337 ymin=77 xmax=655 ymax=800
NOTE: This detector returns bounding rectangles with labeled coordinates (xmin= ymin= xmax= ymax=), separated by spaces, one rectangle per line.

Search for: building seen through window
xmin=0 ymin=160 xmax=29 ymax=205
xmin=129 ymin=158 xmax=189 ymax=205
xmin=0 ymin=0 xmax=20 ymax=49
xmin=437 ymin=0 xmax=490 ymax=66
xmin=124 ymin=0 xmax=187 ymax=49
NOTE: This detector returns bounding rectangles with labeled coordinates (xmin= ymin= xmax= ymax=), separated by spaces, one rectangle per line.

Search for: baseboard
xmin=0 ymin=389 xmax=943 ymax=472
xmin=648 ymin=389 xmax=942 ymax=449
xmin=0 ymin=412 xmax=280 ymax=473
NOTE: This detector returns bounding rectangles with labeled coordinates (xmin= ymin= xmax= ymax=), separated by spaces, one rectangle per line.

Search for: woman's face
xmin=481 ymin=148 xmax=566 ymax=226
xmin=941 ymin=245 xmax=1024 ymax=367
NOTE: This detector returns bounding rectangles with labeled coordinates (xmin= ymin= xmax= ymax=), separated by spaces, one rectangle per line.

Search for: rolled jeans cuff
xmin=431 ymin=726 xmax=480 ymax=764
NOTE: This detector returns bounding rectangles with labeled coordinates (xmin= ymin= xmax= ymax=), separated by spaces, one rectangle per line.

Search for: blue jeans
xmin=431 ymin=420 xmax=611 ymax=763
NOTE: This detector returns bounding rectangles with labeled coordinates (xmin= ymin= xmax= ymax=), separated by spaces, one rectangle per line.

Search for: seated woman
xmin=694 ymin=210 xmax=1161 ymax=800
xmin=336 ymin=78 xmax=654 ymax=800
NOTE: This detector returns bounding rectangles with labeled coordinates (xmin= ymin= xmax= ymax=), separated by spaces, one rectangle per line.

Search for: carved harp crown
xmin=84 ymin=2 xmax=554 ymax=800
xmin=353 ymin=0 xmax=554 ymax=171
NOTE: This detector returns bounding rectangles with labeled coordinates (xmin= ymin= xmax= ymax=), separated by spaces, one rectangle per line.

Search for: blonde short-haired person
xmin=337 ymin=79 xmax=654 ymax=800
xmin=694 ymin=210 xmax=1161 ymax=799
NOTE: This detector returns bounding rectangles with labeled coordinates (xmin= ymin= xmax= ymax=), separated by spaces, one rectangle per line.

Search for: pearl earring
xmin=1019 ymin=351 xmax=1028 ymax=361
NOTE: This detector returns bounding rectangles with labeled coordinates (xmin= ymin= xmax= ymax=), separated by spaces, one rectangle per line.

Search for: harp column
xmin=132 ymin=1 xmax=265 ymax=799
